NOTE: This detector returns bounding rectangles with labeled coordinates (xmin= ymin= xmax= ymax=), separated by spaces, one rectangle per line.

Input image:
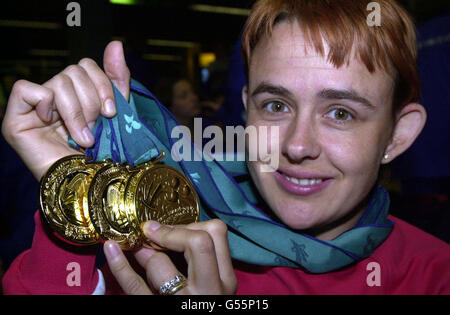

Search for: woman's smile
xmin=274 ymin=168 xmax=334 ymax=196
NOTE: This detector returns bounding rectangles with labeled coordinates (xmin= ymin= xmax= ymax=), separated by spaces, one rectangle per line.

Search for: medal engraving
xmin=136 ymin=166 xmax=199 ymax=225
xmin=88 ymin=164 xmax=139 ymax=249
xmin=40 ymin=155 xmax=105 ymax=244
xmin=124 ymin=164 xmax=200 ymax=244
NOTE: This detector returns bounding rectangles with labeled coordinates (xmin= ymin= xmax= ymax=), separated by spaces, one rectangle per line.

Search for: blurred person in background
xmin=155 ymin=76 xmax=201 ymax=136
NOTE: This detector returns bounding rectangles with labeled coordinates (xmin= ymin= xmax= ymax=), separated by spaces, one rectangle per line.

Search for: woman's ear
xmin=382 ymin=103 xmax=427 ymax=164
xmin=242 ymin=85 xmax=249 ymax=111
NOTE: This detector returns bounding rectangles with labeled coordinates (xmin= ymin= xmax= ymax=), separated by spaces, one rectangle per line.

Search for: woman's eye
xmin=326 ymin=108 xmax=353 ymax=122
xmin=264 ymin=101 xmax=288 ymax=113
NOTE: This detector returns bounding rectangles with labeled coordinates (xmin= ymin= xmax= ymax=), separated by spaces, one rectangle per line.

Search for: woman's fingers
xmin=4 ymin=41 xmax=130 ymax=150
xmin=104 ymin=240 xmax=153 ymax=295
xmin=141 ymin=221 xmax=224 ymax=294
xmin=103 ymin=41 xmax=130 ymax=101
xmin=185 ymin=219 xmax=237 ymax=293
xmin=61 ymin=63 xmax=102 ymax=128
xmin=2 ymin=80 xmax=54 ymax=138
xmin=78 ymin=58 xmax=116 ymax=118
xmin=105 ymin=220 xmax=235 ymax=295
xmin=43 ymin=74 xmax=94 ymax=148
xmin=134 ymin=247 xmax=188 ymax=295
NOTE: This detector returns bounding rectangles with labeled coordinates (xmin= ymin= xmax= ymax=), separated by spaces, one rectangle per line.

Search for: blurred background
xmin=0 ymin=0 xmax=449 ymax=288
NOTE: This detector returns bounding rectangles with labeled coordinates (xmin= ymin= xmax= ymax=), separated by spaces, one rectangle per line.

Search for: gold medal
xmin=87 ymin=163 xmax=141 ymax=250
xmin=126 ymin=165 xmax=200 ymax=225
xmin=124 ymin=161 xmax=200 ymax=245
xmin=40 ymin=155 xmax=106 ymax=245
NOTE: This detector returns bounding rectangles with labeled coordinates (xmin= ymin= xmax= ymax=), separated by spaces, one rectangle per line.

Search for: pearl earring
xmin=384 ymin=153 xmax=389 ymax=160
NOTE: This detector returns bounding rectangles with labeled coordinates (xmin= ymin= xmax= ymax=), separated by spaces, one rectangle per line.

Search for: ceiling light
xmin=109 ymin=0 xmax=139 ymax=5
xmin=147 ymin=39 xmax=198 ymax=49
xmin=0 ymin=20 xmax=61 ymax=29
xmin=143 ymin=54 xmax=182 ymax=62
xmin=199 ymin=52 xmax=216 ymax=68
xmin=190 ymin=4 xmax=250 ymax=16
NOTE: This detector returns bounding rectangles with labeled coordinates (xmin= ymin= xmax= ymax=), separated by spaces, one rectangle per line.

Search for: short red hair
xmin=241 ymin=0 xmax=420 ymax=112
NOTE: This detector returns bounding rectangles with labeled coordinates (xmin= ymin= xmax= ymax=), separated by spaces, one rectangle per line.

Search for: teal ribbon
xmin=69 ymin=80 xmax=394 ymax=273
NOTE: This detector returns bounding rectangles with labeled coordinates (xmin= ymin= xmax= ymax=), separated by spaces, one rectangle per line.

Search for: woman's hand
xmin=104 ymin=219 xmax=237 ymax=295
xmin=1 ymin=41 xmax=130 ymax=181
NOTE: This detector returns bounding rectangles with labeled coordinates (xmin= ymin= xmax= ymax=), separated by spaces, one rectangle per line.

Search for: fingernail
xmin=104 ymin=98 xmax=116 ymax=116
xmin=82 ymin=127 xmax=94 ymax=144
xmin=142 ymin=221 xmax=161 ymax=234
xmin=105 ymin=241 xmax=120 ymax=258
xmin=88 ymin=121 xmax=96 ymax=131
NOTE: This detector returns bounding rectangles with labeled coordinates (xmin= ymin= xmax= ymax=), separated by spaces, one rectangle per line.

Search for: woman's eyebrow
xmin=251 ymin=82 xmax=295 ymax=99
xmin=250 ymin=84 xmax=376 ymax=109
xmin=317 ymin=88 xmax=375 ymax=109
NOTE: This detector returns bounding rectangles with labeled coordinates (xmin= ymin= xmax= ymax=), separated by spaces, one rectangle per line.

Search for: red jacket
xmin=3 ymin=211 xmax=450 ymax=294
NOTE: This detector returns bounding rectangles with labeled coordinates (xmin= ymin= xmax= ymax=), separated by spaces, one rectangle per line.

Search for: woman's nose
xmin=282 ymin=119 xmax=321 ymax=163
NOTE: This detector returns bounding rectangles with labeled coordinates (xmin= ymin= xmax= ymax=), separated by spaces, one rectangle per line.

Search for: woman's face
xmin=171 ymin=79 xmax=201 ymax=120
xmin=244 ymin=22 xmax=396 ymax=239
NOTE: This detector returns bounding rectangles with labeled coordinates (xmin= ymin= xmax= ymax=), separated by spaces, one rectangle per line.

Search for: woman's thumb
xmin=103 ymin=41 xmax=130 ymax=101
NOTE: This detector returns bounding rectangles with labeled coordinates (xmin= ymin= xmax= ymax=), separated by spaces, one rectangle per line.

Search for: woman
xmin=155 ymin=77 xmax=201 ymax=133
xmin=2 ymin=0 xmax=449 ymax=294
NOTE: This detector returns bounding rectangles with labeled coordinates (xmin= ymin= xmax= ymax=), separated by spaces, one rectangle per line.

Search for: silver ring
xmin=159 ymin=275 xmax=187 ymax=295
